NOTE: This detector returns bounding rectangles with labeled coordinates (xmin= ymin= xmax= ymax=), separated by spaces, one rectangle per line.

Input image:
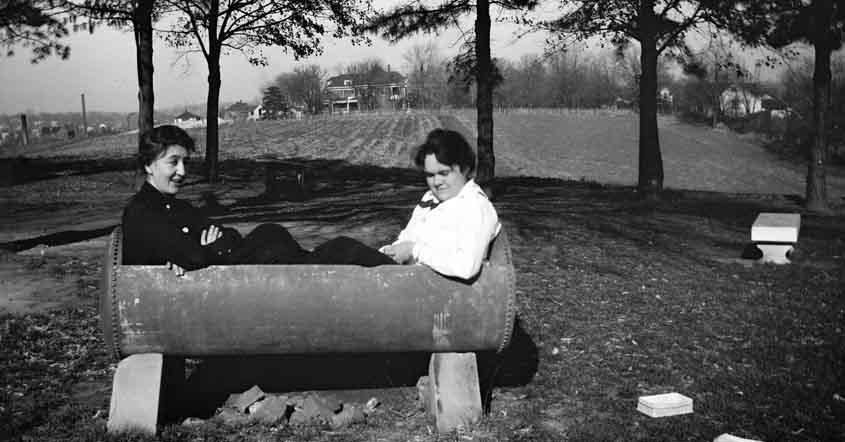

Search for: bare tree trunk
xmin=711 ymin=63 xmax=720 ymax=128
xmin=711 ymin=101 xmax=718 ymax=127
xmin=475 ymin=0 xmax=494 ymax=187
xmin=204 ymin=0 xmax=221 ymax=184
xmin=206 ymin=56 xmax=221 ymax=183
xmin=637 ymin=0 xmax=664 ymax=197
xmin=806 ymin=0 xmax=832 ymax=212
xmin=134 ymin=0 xmax=155 ymax=150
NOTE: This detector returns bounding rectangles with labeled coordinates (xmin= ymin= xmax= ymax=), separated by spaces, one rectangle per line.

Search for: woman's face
xmin=423 ymin=153 xmax=468 ymax=202
xmin=145 ymin=144 xmax=188 ymax=195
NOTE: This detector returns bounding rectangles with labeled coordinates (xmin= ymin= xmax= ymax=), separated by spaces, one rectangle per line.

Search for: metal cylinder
xmin=100 ymin=226 xmax=516 ymax=360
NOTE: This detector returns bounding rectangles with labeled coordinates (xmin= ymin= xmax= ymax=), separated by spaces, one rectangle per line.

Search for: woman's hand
xmin=201 ymin=225 xmax=222 ymax=246
xmin=381 ymin=241 xmax=415 ymax=264
xmin=166 ymin=261 xmax=186 ymax=277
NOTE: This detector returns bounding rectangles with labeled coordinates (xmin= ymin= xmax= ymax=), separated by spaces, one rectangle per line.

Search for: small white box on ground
xmin=637 ymin=392 xmax=693 ymax=417
xmin=713 ymin=433 xmax=764 ymax=442
xmin=751 ymin=213 xmax=800 ymax=243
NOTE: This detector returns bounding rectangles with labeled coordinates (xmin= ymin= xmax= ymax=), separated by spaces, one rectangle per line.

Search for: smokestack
xmin=81 ymin=93 xmax=88 ymax=137
xmin=20 ymin=114 xmax=29 ymax=146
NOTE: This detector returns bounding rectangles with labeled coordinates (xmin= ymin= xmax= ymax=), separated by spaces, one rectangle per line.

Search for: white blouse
xmin=388 ymin=179 xmax=500 ymax=279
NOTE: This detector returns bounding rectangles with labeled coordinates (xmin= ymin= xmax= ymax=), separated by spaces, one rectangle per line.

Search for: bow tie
xmin=417 ymin=199 xmax=441 ymax=209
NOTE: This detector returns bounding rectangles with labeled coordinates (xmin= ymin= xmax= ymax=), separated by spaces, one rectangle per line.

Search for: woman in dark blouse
xmin=122 ymin=125 xmax=394 ymax=274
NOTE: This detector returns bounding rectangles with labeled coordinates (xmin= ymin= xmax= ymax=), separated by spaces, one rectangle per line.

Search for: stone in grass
xmin=250 ymin=395 xmax=290 ymax=425
xmin=215 ymin=408 xmax=250 ymax=425
xmin=637 ymin=392 xmax=693 ymax=418
xmin=289 ymin=394 xmax=342 ymax=426
xmin=181 ymin=417 xmax=205 ymax=426
xmin=713 ymin=434 xmax=764 ymax=442
xmin=363 ymin=397 xmax=380 ymax=415
xmin=225 ymin=385 xmax=265 ymax=413
xmin=330 ymin=404 xmax=366 ymax=429
xmin=416 ymin=376 xmax=432 ymax=414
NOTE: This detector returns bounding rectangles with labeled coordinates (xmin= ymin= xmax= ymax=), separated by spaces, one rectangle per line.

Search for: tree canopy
xmin=402 ymin=41 xmax=448 ymax=109
xmin=729 ymin=0 xmax=844 ymax=211
xmin=163 ymin=0 xmax=373 ymax=182
xmin=1 ymin=0 xmax=72 ymax=62
xmin=261 ymin=85 xmax=288 ymax=118
xmin=365 ymin=0 xmax=538 ymax=189
xmin=273 ymin=64 xmax=325 ymax=114
xmin=68 ymin=0 xmax=166 ymax=144
xmin=543 ymin=0 xmax=757 ymax=196
xmin=164 ymin=0 xmax=370 ymax=66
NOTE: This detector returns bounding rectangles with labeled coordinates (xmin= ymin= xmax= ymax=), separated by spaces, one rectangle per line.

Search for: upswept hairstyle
xmin=137 ymin=125 xmax=196 ymax=170
xmin=412 ymin=129 xmax=476 ymax=176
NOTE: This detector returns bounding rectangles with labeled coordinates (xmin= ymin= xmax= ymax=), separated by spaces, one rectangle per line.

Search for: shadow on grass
xmin=0 ymin=225 xmax=118 ymax=252
xmin=163 ymin=317 xmax=538 ymax=422
xmin=0 ymin=157 xmax=138 ymax=186
xmin=203 ymin=158 xmax=427 ymax=226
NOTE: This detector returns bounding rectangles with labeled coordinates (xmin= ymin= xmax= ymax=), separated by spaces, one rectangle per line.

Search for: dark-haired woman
xmin=379 ymin=128 xmax=500 ymax=280
xmin=121 ymin=125 xmax=393 ymax=275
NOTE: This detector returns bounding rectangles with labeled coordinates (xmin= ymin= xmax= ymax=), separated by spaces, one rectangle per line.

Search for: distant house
xmin=247 ymin=104 xmax=265 ymax=121
xmin=175 ymin=110 xmax=202 ymax=123
xmin=174 ymin=110 xmax=204 ymax=128
xmin=613 ymin=97 xmax=634 ymax=109
xmin=658 ymin=87 xmax=673 ymax=104
xmin=720 ymin=85 xmax=770 ymax=118
xmin=40 ymin=126 xmax=63 ymax=136
xmin=225 ymin=101 xmax=255 ymax=121
xmin=324 ymin=67 xmax=408 ymax=113
xmin=658 ymin=87 xmax=674 ymax=113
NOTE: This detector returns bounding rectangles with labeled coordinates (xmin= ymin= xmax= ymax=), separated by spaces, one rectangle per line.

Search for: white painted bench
xmin=751 ymin=213 xmax=801 ymax=264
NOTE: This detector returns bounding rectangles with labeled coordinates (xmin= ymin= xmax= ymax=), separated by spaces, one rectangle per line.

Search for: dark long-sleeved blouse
xmin=121 ymin=181 xmax=241 ymax=270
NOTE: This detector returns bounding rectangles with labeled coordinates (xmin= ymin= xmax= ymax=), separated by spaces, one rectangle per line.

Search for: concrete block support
xmin=107 ymin=353 xmax=163 ymax=435
xmin=428 ymin=352 xmax=483 ymax=433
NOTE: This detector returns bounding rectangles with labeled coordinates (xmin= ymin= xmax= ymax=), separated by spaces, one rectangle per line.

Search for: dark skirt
xmin=227 ymin=223 xmax=394 ymax=267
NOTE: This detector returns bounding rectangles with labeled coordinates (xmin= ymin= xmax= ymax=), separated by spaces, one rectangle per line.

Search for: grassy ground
xmin=1 ymin=113 xmax=844 ymax=441
xmin=452 ymin=109 xmax=845 ymax=200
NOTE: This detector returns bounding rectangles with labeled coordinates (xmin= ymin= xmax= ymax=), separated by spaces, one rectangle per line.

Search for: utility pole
xmin=20 ymin=114 xmax=29 ymax=146
xmin=420 ymin=63 xmax=425 ymax=110
xmin=81 ymin=93 xmax=88 ymax=137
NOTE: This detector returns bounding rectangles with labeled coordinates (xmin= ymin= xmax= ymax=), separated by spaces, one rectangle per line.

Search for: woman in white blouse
xmin=381 ymin=129 xmax=501 ymax=280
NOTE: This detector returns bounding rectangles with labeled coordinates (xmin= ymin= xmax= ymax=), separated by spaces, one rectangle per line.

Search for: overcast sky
xmin=0 ymin=4 xmax=552 ymax=115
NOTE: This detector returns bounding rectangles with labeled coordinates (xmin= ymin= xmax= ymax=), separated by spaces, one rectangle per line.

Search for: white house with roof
xmin=323 ymin=67 xmax=408 ymax=113
xmin=174 ymin=110 xmax=204 ymax=128
xmin=247 ymin=104 xmax=264 ymax=120
xmin=720 ymin=85 xmax=770 ymax=118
